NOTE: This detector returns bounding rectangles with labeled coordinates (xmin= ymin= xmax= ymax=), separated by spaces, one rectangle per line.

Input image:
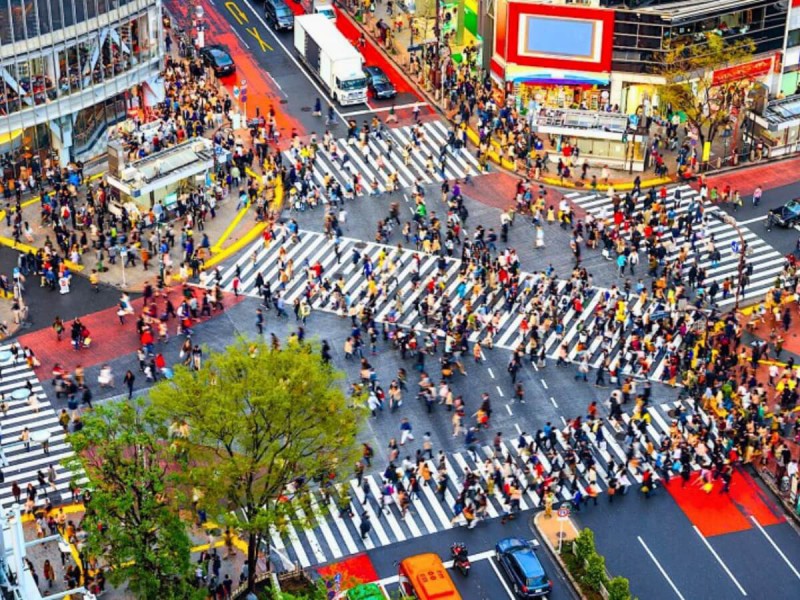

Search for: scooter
xmin=450 ymin=542 xmax=470 ymax=577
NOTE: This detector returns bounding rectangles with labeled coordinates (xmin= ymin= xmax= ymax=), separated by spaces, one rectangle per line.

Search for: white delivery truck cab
xmin=294 ymin=14 xmax=367 ymax=105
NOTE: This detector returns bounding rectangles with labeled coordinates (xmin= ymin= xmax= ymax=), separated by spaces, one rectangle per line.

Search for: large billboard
xmin=492 ymin=1 xmax=614 ymax=78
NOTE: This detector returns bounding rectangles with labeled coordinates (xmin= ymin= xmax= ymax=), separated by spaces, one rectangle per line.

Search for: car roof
xmin=497 ymin=536 xmax=528 ymax=552
xmin=512 ymin=548 xmax=546 ymax=579
xmin=364 ymin=66 xmax=385 ymax=76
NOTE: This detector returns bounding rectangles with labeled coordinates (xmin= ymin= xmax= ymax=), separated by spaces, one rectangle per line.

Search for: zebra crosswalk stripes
xmin=283 ymin=121 xmax=481 ymax=194
xmin=566 ymin=184 xmax=785 ymax=308
xmin=0 ymin=344 xmax=83 ymax=508
xmin=218 ymin=230 xmax=700 ymax=383
xmin=261 ymin=399 xmax=711 ymax=570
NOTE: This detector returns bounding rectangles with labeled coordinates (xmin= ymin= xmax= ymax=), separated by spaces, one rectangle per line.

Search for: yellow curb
xmin=201 ymin=177 xmax=284 ymax=270
xmin=540 ymin=175 xmax=674 ymax=192
xmin=739 ymin=294 xmax=796 ymax=316
xmin=464 ymin=124 xmax=672 ymax=191
xmin=0 ymin=236 xmax=84 ymax=271
xmin=203 ymin=223 xmax=267 ymax=270
xmin=211 ymin=204 xmax=251 ymax=254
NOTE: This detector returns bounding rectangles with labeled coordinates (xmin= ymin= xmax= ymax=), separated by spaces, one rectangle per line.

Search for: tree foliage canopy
xmin=657 ymin=33 xmax=755 ymax=145
xmin=149 ymin=339 xmax=365 ymax=590
xmin=66 ymin=400 xmax=201 ymax=600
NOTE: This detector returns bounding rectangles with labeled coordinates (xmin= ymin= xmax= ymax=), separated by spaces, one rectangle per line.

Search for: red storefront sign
xmin=712 ymin=57 xmax=773 ymax=86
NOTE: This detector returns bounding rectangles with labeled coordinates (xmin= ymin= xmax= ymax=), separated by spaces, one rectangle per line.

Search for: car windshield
xmin=211 ymin=50 xmax=232 ymax=65
xmin=526 ymin=575 xmax=548 ymax=588
xmin=318 ymin=8 xmax=335 ymax=18
xmin=340 ymin=77 xmax=367 ymax=91
xmin=787 ymin=199 xmax=800 ymax=211
xmin=371 ymin=72 xmax=389 ymax=84
xmin=276 ymin=6 xmax=292 ymax=17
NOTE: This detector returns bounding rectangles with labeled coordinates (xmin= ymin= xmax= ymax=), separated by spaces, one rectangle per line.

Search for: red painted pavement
xmin=165 ymin=0 xmax=305 ymax=135
xmin=664 ymin=468 xmax=783 ymax=537
xmin=317 ymin=553 xmax=379 ymax=589
xmin=704 ymin=156 xmax=800 ymax=196
xmin=18 ymin=287 xmax=243 ymax=377
xmin=285 ymin=3 xmax=420 ymax=99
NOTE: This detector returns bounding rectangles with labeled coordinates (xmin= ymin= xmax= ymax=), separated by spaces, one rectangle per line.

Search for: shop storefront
xmin=745 ymin=93 xmax=800 ymax=158
xmin=512 ymin=78 xmax=611 ymax=112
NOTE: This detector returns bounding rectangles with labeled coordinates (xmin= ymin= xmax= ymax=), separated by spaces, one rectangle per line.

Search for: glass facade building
xmin=0 ymin=0 xmax=163 ymax=172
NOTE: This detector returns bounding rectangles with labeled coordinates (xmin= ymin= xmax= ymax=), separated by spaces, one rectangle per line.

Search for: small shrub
xmin=607 ymin=576 xmax=632 ymax=600
xmin=573 ymin=528 xmax=596 ymax=562
xmin=583 ymin=552 xmax=608 ymax=592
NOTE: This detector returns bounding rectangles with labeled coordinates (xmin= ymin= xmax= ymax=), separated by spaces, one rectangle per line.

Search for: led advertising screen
xmin=492 ymin=2 xmax=614 ymax=76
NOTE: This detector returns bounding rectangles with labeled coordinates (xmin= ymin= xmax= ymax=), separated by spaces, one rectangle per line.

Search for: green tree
xmin=65 ymin=400 xmax=200 ymax=600
xmin=573 ymin=528 xmax=595 ymax=562
xmin=583 ymin=552 xmax=608 ymax=592
xmin=150 ymin=339 xmax=365 ymax=593
xmin=657 ymin=33 xmax=756 ymax=149
xmin=607 ymin=576 xmax=633 ymax=600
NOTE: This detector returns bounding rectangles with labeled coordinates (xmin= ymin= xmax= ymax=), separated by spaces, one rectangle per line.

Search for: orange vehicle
xmin=398 ymin=553 xmax=462 ymax=599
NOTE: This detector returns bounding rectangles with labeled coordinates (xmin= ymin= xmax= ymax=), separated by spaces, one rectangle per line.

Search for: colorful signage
xmin=712 ymin=57 xmax=774 ymax=86
xmin=492 ymin=2 xmax=614 ymax=79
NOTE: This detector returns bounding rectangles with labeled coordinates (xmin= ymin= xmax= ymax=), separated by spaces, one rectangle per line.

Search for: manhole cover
xmin=355 ymin=242 xmax=367 ymax=249
xmin=301 ymin=106 xmax=311 ymax=112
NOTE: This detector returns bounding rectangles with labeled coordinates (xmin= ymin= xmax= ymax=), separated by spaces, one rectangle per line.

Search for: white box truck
xmin=294 ymin=14 xmax=367 ymax=106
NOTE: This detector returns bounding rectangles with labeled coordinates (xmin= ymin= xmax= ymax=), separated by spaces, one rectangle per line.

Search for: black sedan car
xmin=364 ymin=65 xmax=397 ymax=99
xmin=768 ymin=197 xmax=800 ymax=228
xmin=200 ymin=45 xmax=236 ymax=77
xmin=495 ymin=537 xmax=552 ymax=598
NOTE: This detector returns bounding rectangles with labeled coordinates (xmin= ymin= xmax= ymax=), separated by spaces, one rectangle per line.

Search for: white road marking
xmin=376 ymin=549 xmax=498 ymax=588
xmin=343 ymin=102 xmax=430 ymax=117
xmin=488 ymin=554 xmax=518 ymax=599
xmin=233 ymin=28 xmax=251 ymax=50
xmin=637 ymin=536 xmax=686 ymax=600
xmin=239 ymin=1 xmax=347 ymax=123
xmin=496 ymin=385 xmax=504 ymax=397
xmin=540 ymin=378 xmax=548 ymax=390
xmin=736 ymin=215 xmax=767 ymax=226
xmin=515 ymin=423 xmax=522 ymax=434
xmin=550 ymin=397 xmax=558 ymax=408
xmin=488 ymin=368 xmax=495 ymax=379
xmin=749 ymin=516 xmax=800 ymax=581
xmin=506 ymin=404 xmax=512 ymax=415
xmin=693 ymin=526 xmax=747 ymax=596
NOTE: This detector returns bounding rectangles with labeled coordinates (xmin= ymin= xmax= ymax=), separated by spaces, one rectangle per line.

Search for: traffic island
xmin=533 ymin=510 xmax=634 ymax=600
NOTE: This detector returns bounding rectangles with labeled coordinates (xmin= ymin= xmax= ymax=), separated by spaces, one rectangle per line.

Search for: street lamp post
xmin=717 ymin=212 xmax=747 ymax=311
xmin=119 ymin=245 xmax=128 ymax=288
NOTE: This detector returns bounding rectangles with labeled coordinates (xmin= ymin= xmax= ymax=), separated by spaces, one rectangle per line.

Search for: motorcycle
xmin=450 ymin=542 xmax=470 ymax=577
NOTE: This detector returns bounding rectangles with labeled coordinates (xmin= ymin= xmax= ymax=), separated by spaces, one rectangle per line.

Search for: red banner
xmin=712 ymin=57 xmax=773 ymax=86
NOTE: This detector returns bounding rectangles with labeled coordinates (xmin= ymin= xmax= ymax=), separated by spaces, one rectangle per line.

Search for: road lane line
xmin=550 ymin=397 xmax=558 ymax=408
xmin=496 ymin=385 xmax=504 ymax=397
xmin=488 ymin=368 xmax=495 ymax=379
xmin=750 ymin=516 xmax=800 ymax=581
xmin=506 ymin=404 xmax=512 ymax=415
xmin=515 ymin=423 xmax=522 ymax=434
xmin=343 ymin=102 xmax=429 ymax=116
xmin=637 ymin=536 xmax=686 ymax=600
xmin=488 ymin=554 xmax=518 ymax=599
xmin=693 ymin=526 xmax=747 ymax=596
xmin=736 ymin=216 xmax=766 ymax=225
xmin=540 ymin=379 xmax=548 ymax=389
xmin=239 ymin=0 xmax=347 ymax=123
xmin=233 ymin=28 xmax=251 ymax=49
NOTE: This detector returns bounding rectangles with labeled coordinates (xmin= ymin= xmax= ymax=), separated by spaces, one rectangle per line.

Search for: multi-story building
xmin=0 ymin=0 xmax=164 ymax=172
xmin=488 ymin=0 xmax=788 ymax=112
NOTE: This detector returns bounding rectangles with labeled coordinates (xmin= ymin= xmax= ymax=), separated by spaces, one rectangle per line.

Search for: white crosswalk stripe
xmin=567 ymin=184 xmax=785 ymax=308
xmin=0 ymin=344 xmax=83 ymax=508
xmin=282 ymin=121 xmax=480 ymax=197
xmin=256 ymin=399 xmax=710 ymax=569
xmin=219 ymin=229 xmax=708 ymax=383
